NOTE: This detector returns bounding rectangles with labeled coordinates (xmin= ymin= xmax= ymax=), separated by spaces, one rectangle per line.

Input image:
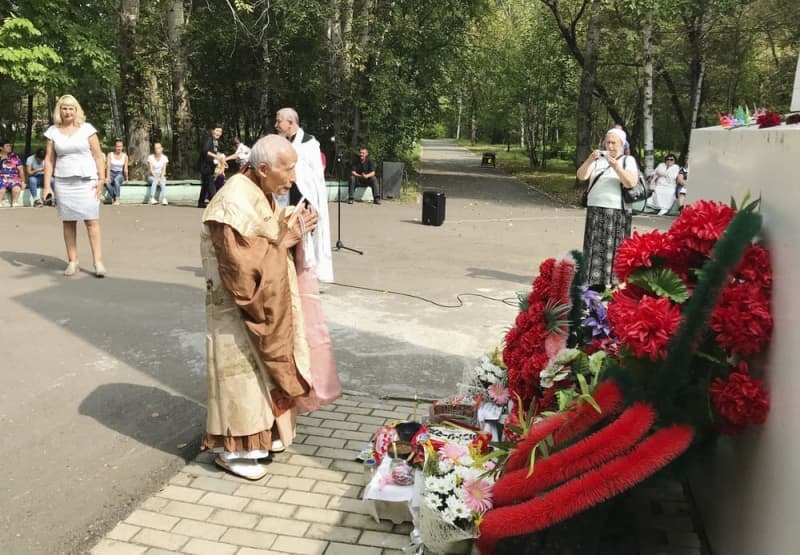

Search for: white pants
xmin=147 ymin=175 xmax=167 ymax=200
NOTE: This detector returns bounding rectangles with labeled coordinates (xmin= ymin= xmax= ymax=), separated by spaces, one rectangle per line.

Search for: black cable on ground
xmin=328 ymin=281 xmax=519 ymax=308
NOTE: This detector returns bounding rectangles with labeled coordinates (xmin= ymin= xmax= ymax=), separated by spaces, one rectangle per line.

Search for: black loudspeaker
xmin=422 ymin=191 xmax=446 ymax=226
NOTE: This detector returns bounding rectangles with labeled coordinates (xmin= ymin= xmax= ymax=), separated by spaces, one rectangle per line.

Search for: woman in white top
xmin=146 ymin=142 xmax=169 ymax=205
xmin=105 ymin=139 xmax=128 ymax=206
xmin=576 ymin=127 xmax=639 ymax=288
xmin=646 ymin=153 xmax=680 ymax=215
xmin=43 ymin=94 xmax=107 ymax=277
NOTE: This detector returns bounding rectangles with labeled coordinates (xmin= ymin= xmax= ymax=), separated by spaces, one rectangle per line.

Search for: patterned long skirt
xmin=582 ymin=206 xmax=632 ymax=288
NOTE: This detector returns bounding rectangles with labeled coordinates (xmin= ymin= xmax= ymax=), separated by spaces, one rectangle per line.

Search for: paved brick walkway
xmin=91 ymin=396 xmax=422 ymax=555
xmin=90 ymin=394 xmax=704 ymax=555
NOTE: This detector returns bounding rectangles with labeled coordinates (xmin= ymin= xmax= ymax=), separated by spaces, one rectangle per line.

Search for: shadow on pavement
xmin=1 ymin=250 xmax=207 ymax=405
xmin=78 ymin=383 xmax=204 ymax=461
xmin=465 ymin=266 xmax=533 ymax=285
xmin=176 ymin=265 xmax=205 ymax=277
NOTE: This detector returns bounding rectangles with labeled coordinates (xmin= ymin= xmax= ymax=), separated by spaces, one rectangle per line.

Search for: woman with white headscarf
xmin=576 ymin=127 xmax=640 ymax=288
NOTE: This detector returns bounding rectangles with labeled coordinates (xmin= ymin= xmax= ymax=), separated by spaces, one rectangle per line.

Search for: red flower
xmin=531 ymin=259 xmax=556 ymax=300
xmin=709 ymin=364 xmax=769 ymax=433
xmin=710 ymin=282 xmax=773 ymax=356
xmin=757 ymin=111 xmax=782 ymax=128
xmin=585 ymin=336 xmax=621 ymax=358
xmin=669 ymin=200 xmax=735 ymax=257
xmin=503 ymin=409 xmax=523 ymax=443
xmin=613 ymin=230 xmax=675 ymax=282
xmin=734 ymin=244 xmax=772 ymax=291
xmin=504 ymin=257 xmax=571 ymax=407
xmin=607 ymin=291 xmax=682 ymax=361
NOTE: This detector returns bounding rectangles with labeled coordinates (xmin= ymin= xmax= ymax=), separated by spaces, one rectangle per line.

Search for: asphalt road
xmin=0 ymin=140 xmax=664 ymax=554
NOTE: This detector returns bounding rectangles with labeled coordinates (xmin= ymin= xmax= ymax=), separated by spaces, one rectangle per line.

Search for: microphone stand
xmin=334 ymin=153 xmax=363 ymax=255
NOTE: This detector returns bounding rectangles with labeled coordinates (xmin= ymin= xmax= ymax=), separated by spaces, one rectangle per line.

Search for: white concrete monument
xmin=686 ymin=49 xmax=800 ymax=555
xmin=792 ymin=53 xmax=800 ymax=111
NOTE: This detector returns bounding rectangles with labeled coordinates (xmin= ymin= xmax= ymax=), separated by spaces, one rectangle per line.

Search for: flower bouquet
xmin=419 ymin=439 xmax=500 ymax=554
xmin=459 ymin=349 xmax=511 ymax=441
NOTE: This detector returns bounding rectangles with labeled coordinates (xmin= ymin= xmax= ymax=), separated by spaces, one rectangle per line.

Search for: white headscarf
xmin=606 ymin=127 xmax=627 ymax=146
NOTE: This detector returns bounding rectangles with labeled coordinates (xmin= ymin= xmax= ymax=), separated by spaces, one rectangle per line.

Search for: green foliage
xmin=627 ymin=268 xmax=690 ymax=303
xmin=567 ymin=250 xmax=586 ymax=348
xmin=3 ymin=0 xmax=797 ymax=172
xmin=0 ymin=17 xmax=60 ymax=86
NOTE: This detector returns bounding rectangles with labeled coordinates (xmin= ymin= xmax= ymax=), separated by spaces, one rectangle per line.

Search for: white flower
xmin=473 ymin=354 xmax=505 ymax=388
xmin=453 ymin=465 xmax=483 ymax=482
xmin=445 ymin=496 xmax=472 ymax=522
xmin=425 ymin=476 xmax=452 ymax=494
xmin=437 ymin=458 xmax=454 ymax=474
xmin=439 ymin=505 xmax=457 ymax=524
xmin=458 ymin=455 xmax=474 ymax=467
xmin=424 ymin=493 xmax=445 ymax=512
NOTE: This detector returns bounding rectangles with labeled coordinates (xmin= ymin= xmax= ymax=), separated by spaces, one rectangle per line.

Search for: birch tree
xmin=120 ymin=0 xmax=150 ymax=178
xmin=167 ymin=0 xmax=193 ymax=176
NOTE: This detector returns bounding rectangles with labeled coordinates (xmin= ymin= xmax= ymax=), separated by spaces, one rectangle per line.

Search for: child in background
xmin=213 ymin=156 xmax=227 ymax=191
xmin=146 ymin=142 xmax=169 ymax=205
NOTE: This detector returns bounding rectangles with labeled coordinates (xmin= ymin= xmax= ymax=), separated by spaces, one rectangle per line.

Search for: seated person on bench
xmin=348 ymin=147 xmax=380 ymax=204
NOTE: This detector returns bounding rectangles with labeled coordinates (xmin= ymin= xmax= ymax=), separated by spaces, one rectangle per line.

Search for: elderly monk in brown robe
xmin=200 ymin=134 xmax=319 ymax=480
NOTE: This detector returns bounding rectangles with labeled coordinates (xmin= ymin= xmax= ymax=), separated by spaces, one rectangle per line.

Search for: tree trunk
xmin=24 ymin=93 xmax=34 ymax=159
xmin=119 ymin=0 xmax=150 ymax=178
xmin=349 ymin=0 xmax=368 ymax=150
xmin=109 ymin=85 xmax=122 ymax=140
xmin=328 ymin=0 xmax=349 ymax=150
xmin=470 ymin=90 xmax=478 ymax=145
xmin=148 ymin=72 xmax=162 ymax=141
xmin=456 ymin=94 xmax=462 ymax=140
xmin=689 ymin=57 xmax=706 ymax=130
xmin=167 ymin=0 xmax=193 ymax=177
xmin=575 ymin=0 xmax=603 ymax=169
xmin=641 ymin=7 xmax=655 ymax=178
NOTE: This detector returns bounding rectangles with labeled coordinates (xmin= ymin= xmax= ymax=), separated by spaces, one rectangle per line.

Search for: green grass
xmin=457 ymin=140 xmax=580 ymax=206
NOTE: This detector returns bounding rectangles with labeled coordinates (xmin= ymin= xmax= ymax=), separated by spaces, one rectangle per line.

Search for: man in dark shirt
xmin=198 ymin=123 xmax=225 ymax=208
xmin=348 ymin=147 xmax=380 ymax=204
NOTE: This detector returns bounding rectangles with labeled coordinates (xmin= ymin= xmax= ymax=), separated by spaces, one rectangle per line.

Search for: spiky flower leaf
xmin=544 ymin=298 xmax=570 ymax=334
xmin=628 ymin=267 xmax=689 ymax=303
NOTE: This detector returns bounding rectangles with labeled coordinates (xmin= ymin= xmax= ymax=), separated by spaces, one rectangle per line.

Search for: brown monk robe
xmin=199 ymin=136 xmax=316 ymax=480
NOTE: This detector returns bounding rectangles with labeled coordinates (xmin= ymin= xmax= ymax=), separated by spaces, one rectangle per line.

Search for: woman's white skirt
xmin=54 ymin=176 xmax=100 ymax=221
xmin=647 ymin=183 xmax=675 ymax=211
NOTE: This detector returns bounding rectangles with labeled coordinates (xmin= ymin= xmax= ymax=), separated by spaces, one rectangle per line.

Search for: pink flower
xmin=462 ymin=477 xmax=494 ymax=513
xmin=483 ymin=461 xmax=496 ymax=471
xmin=488 ymin=383 xmax=510 ymax=405
xmin=438 ymin=443 xmax=469 ymax=464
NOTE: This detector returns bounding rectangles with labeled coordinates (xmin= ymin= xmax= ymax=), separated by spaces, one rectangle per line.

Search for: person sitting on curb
xmin=348 ymin=147 xmax=380 ymax=204
xmin=1 ymin=140 xmax=25 ymax=207
xmin=26 ymin=148 xmax=45 ymax=206
xmin=105 ymin=139 xmax=128 ymax=206
xmin=676 ymin=154 xmax=689 ymax=211
xmin=646 ymin=153 xmax=679 ymax=215
xmin=146 ymin=142 xmax=169 ymax=205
